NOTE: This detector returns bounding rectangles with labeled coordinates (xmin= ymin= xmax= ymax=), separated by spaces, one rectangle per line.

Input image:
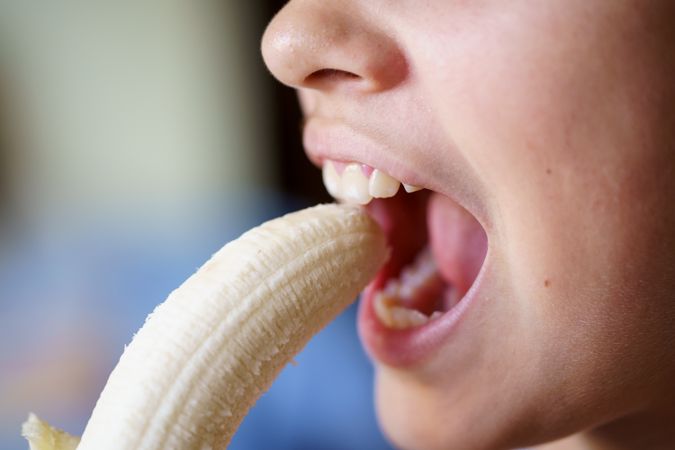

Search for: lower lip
xmin=357 ymin=260 xmax=488 ymax=367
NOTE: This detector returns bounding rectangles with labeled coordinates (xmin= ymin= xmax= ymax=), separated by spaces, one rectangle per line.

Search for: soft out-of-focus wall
xmin=0 ymin=1 xmax=275 ymax=229
xmin=0 ymin=75 xmax=10 ymax=222
xmin=0 ymin=1 xmax=278 ymax=448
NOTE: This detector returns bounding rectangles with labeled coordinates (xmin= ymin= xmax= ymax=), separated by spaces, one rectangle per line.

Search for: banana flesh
xmin=23 ymin=204 xmax=387 ymax=450
xmin=22 ymin=414 xmax=79 ymax=450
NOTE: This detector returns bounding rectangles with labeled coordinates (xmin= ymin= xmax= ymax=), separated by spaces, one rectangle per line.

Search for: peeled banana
xmin=22 ymin=414 xmax=79 ymax=450
xmin=23 ymin=203 xmax=387 ymax=450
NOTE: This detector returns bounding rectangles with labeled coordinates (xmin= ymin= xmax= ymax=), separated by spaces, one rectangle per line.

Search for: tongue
xmin=427 ymin=193 xmax=487 ymax=294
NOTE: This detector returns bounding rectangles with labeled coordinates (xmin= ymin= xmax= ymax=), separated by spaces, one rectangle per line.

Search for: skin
xmin=261 ymin=1 xmax=675 ymax=449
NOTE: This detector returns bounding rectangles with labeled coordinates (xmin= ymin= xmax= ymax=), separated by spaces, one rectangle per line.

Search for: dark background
xmin=260 ymin=0 xmax=329 ymax=206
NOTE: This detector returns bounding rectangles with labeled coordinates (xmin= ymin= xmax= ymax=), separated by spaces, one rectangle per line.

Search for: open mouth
xmin=322 ymin=160 xmax=488 ymax=366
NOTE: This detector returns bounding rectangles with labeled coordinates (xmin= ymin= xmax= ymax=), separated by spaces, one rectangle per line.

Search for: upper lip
xmin=302 ymin=115 xmax=491 ymax=230
xmin=303 ymin=116 xmax=425 ymax=185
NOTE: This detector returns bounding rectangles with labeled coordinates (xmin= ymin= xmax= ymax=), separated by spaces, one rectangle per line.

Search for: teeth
xmin=383 ymin=279 xmax=400 ymax=297
xmin=341 ymin=163 xmax=372 ymax=205
xmin=322 ymin=161 xmax=342 ymax=198
xmin=403 ymin=183 xmax=423 ymax=193
xmin=369 ymin=169 xmax=400 ymax=198
xmin=321 ymin=160 xmax=422 ymax=204
xmin=373 ymin=247 xmax=446 ymax=330
xmin=374 ymin=293 xmax=397 ymax=322
xmin=389 ymin=307 xmax=429 ymax=328
xmin=374 ymin=294 xmax=429 ymax=329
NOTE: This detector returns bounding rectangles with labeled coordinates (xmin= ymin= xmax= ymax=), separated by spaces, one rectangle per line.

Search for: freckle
xmin=546 ymin=168 xmax=552 ymax=175
xmin=544 ymin=279 xmax=551 ymax=287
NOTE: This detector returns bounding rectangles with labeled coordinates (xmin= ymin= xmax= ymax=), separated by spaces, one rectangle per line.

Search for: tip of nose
xmin=261 ymin=3 xmax=408 ymax=92
xmin=260 ymin=23 xmax=305 ymax=87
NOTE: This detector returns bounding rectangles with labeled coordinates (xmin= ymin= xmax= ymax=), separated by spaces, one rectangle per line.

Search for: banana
xmin=23 ymin=203 xmax=387 ymax=450
xmin=22 ymin=414 xmax=79 ymax=450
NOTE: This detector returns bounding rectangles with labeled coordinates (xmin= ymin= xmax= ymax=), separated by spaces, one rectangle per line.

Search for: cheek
xmin=416 ymin=10 xmax=577 ymax=187
xmin=413 ymin=1 xmax=658 ymax=300
xmin=412 ymin=1 xmax=653 ymax=196
xmin=399 ymin=0 xmax=675 ymax=435
xmin=410 ymin=5 xmax=599 ymax=312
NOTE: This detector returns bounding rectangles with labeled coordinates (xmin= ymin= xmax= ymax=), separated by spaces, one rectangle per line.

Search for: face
xmin=262 ymin=1 xmax=675 ymax=449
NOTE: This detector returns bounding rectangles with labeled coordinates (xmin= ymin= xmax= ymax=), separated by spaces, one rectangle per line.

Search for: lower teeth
xmin=373 ymin=249 xmax=446 ymax=330
xmin=376 ymin=302 xmax=429 ymax=329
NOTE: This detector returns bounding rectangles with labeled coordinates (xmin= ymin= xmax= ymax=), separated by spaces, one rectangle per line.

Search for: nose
xmin=261 ymin=1 xmax=407 ymax=93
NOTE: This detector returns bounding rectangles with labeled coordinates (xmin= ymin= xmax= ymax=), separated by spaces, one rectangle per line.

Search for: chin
xmin=375 ymin=368 xmax=557 ymax=450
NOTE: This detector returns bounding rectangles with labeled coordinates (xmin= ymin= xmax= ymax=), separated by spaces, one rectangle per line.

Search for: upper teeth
xmin=402 ymin=183 xmax=423 ymax=193
xmin=322 ymin=160 xmax=422 ymax=205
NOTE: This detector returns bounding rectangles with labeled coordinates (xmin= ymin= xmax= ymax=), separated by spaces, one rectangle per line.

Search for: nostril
xmin=304 ymin=68 xmax=362 ymax=89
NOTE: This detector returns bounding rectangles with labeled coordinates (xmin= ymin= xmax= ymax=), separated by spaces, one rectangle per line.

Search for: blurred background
xmin=0 ymin=2 xmax=393 ymax=449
